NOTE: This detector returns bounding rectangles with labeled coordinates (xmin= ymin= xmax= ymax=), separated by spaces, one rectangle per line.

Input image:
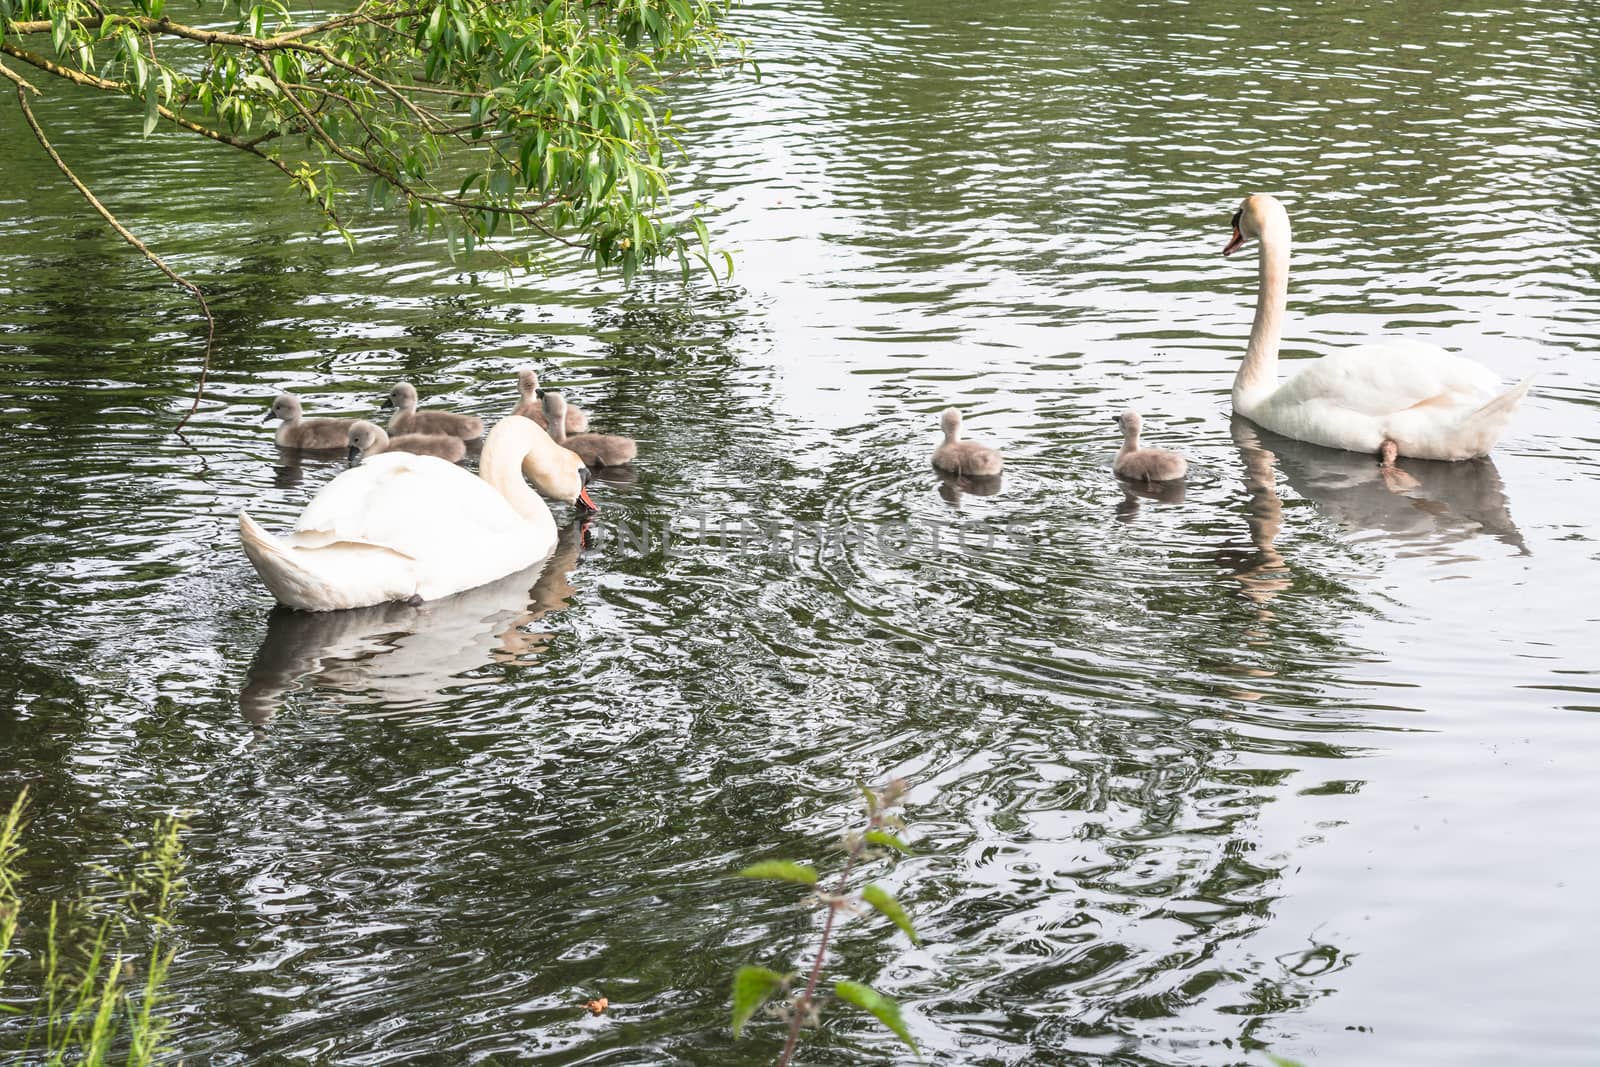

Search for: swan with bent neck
xmin=1224 ymin=193 xmax=1531 ymax=463
xmin=239 ymin=415 xmax=596 ymax=612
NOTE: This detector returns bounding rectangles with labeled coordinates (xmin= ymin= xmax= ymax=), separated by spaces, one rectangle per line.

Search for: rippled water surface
xmin=3 ymin=0 xmax=1599 ymax=1062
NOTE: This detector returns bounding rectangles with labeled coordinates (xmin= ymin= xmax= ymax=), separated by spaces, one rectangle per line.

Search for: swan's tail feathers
xmin=240 ymin=510 xmax=318 ymax=610
xmin=1460 ymin=376 xmax=1533 ymax=456
xmin=240 ymin=510 xmax=416 ymax=612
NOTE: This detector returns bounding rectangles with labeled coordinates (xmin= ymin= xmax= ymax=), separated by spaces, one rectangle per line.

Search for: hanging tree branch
xmin=1 ymin=0 xmax=745 ymax=273
xmin=9 ymin=70 xmax=214 ymax=433
xmin=0 ymin=0 xmax=744 ymax=426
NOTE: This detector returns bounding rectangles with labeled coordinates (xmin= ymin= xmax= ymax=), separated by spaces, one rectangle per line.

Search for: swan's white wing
xmin=293 ymin=453 xmax=527 ymax=563
xmin=1273 ymin=341 xmax=1502 ymax=417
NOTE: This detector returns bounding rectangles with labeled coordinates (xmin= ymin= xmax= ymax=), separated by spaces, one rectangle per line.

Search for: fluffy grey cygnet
xmin=1113 ymin=410 xmax=1187 ymax=482
xmin=347 ymin=419 xmax=467 ymax=464
xmin=382 ymin=382 xmax=484 ymax=440
xmin=931 ymin=407 xmax=1003 ymax=477
xmin=543 ymin=391 xmax=636 ymax=467
xmin=512 ymin=368 xmax=588 ymax=433
xmin=264 ymin=392 xmax=354 ymax=450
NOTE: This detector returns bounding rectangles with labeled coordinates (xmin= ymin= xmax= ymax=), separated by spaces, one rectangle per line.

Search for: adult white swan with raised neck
xmin=1223 ymin=194 xmax=1531 ymax=463
xmin=239 ymin=415 xmax=595 ymax=611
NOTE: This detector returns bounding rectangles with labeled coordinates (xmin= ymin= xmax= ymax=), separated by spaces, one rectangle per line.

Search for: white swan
xmin=1224 ymin=194 xmax=1531 ymax=462
xmin=239 ymin=415 xmax=596 ymax=612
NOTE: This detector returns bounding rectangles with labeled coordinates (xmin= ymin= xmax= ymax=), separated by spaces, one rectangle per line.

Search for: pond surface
xmin=3 ymin=0 xmax=1599 ymax=1062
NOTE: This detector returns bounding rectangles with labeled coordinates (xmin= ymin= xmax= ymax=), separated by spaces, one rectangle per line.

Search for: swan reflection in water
xmin=1230 ymin=416 xmax=1526 ymax=564
xmin=240 ymin=521 xmax=586 ymax=726
xmin=1213 ymin=418 xmax=1525 ymax=699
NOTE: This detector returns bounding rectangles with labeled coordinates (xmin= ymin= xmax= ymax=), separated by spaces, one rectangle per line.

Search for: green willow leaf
xmin=864 ymin=829 xmax=911 ymax=854
xmin=735 ymin=860 xmax=818 ymax=886
xmin=730 ymin=965 xmax=786 ymax=1038
xmin=10 ymin=0 xmax=741 ymax=280
xmin=834 ymin=981 xmax=921 ymax=1061
xmin=142 ymin=78 xmax=159 ymax=137
xmin=861 ymin=883 xmax=920 ymax=944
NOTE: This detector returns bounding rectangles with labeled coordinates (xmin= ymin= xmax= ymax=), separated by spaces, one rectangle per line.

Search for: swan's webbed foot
xmin=1377 ymin=439 xmax=1421 ymax=491
xmin=1380 ymin=466 xmax=1421 ymax=492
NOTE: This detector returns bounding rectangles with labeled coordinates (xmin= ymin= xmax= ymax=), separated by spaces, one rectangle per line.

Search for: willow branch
xmin=3 ymin=12 xmax=450 ymax=130
xmin=13 ymin=84 xmax=215 ymax=433
xmin=0 ymin=55 xmax=40 ymax=93
xmin=259 ymin=53 xmax=577 ymax=246
xmin=0 ymin=40 xmax=347 ymax=233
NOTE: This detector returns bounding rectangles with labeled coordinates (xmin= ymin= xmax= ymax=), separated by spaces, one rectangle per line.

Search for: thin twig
xmin=13 ymin=85 xmax=215 ymax=433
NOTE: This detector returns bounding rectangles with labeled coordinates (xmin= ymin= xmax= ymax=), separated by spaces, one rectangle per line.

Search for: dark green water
xmin=2 ymin=0 xmax=1599 ymax=1062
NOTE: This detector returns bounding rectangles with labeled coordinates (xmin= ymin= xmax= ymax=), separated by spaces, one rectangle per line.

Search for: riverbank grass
xmin=0 ymin=790 xmax=186 ymax=1064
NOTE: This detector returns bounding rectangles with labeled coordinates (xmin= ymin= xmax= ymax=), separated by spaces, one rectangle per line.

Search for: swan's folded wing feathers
xmin=1274 ymin=342 xmax=1501 ymax=416
xmin=294 ymin=453 xmax=527 ymax=562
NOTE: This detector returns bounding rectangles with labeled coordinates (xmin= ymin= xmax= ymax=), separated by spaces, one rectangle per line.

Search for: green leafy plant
xmin=0 ymin=0 xmax=747 ymax=426
xmin=730 ymin=779 xmax=924 ymax=1065
xmin=0 ymin=789 xmax=189 ymax=1065
xmin=0 ymin=0 xmax=742 ymax=276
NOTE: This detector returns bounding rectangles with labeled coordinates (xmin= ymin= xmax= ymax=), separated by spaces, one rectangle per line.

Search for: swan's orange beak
xmin=1222 ymin=227 xmax=1245 ymax=256
xmin=577 ymin=485 xmax=597 ymax=512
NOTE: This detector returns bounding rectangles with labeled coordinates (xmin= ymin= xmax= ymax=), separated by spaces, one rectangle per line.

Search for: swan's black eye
xmin=1230 ymin=210 xmax=1242 ymax=230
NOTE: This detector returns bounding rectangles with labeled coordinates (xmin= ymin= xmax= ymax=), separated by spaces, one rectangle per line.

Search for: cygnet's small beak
xmin=380 ymin=396 xmax=394 ymax=409
xmin=535 ymin=388 xmax=546 ymax=399
xmin=1222 ymin=226 xmax=1245 ymax=257
xmin=347 ymin=444 xmax=361 ymax=464
xmin=262 ymin=408 xmax=278 ymax=423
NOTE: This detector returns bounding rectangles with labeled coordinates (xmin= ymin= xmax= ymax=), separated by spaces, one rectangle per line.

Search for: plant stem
xmin=775 ymin=810 xmax=881 ymax=1067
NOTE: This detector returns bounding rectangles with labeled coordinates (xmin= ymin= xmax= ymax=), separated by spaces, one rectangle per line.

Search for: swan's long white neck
xmin=479 ymin=419 xmax=556 ymax=532
xmin=1234 ymin=211 xmax=1291 ymax=412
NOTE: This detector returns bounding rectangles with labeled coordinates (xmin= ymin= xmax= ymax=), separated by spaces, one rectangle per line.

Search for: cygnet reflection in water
xmin=589 ymin=463 xmax=638 ymax=488
xmin=1115 ymin=476 xmax=1186 ymax=521
xmin=272 ymin=446 xmax=346 ymax=489
xmin=239 ymin=521 xmax=585 ymax=726
xmin=936 ymin=470 xmax=1003 ymax=504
